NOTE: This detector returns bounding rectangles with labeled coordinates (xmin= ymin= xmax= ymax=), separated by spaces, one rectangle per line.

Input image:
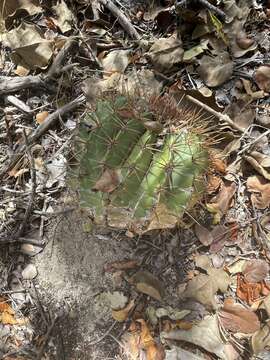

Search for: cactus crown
xmin=70 ymin=93 xmax=209 ymax=234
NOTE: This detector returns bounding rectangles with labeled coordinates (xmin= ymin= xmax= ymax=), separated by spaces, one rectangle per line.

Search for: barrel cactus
xmin=71 ymin=94 xmax=209 ymax=234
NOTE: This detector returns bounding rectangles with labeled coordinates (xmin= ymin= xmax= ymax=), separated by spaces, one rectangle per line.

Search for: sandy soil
xmin=35 ymin=208 xmax=133 ymax=360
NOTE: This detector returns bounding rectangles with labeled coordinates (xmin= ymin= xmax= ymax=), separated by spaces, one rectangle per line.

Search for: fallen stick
xmin=0 ymin=75 xmax=46 ymax=95
xmin=175 ymin=0 xmax=226 ymax=20
xmin=0 ymin=39 xmax=78 ymax=95
xmin=15 ymin=131 xmax=37 ymax=238
xmin=186 ymin=95 xmax=245 ymax=133
xmin=0 ymin=95 xmax=85 ymax=179
xmin=98 ymin=0 xmax=140 ymax=40
xmin=197 ymin=0 xmax=226 ymax=20
xmin=47 ymin=38 xmax=78 ymax=78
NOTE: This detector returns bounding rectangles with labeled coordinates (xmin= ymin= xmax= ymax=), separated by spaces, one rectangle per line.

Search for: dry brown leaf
xmin=210 ymin=225 xmax=230 ymax=253
xmin=198 ymin=52 xmax=233 ymax=87
xmin=0 ymin=0 xmax=42 ymax=27
xmin=131 ymin=271 xmax=165 ymax=301
xmin=224 ymin=101 xmax=255 ymax=130
xmin=1 ymin=23 xmax=53 ymax=69
xmin=246 ymin=175 xmax=270 ymax=209
xmin=236 ymin=274 xmax=270 ymax=305
xmin=112 ymin=300 xmax=135 ymax=322
xmin=52 ymin=0 xmax=74 ymax=33
xmin=194 ymin=224 xmax=213 ymax=246
xmin=0 ymin=299 xmax=27 ymax=325
xmin=162 ymin=315 xmax=228 ymax=359
xmin=252 ymin=322 xmax=270 ymax=354
xmin=8 ymin=167 xmax=28 ymax=178
xmin=183 ymin=267 xmax=230 ymax=309
xmin=92 ymin=169 xmax=121 ymax=193
xmin=0 ymin=299 xmax=14 ymax=314
xmin=36 ymin=111 xmax=49 ymax=124
xmin=255 ymin=65 xmax=270 ymax=92
xmin=101 ymin=49 xmax=131 ymax=75
xmin=207 ymin=174 xmax=222 ymax=194
xmin=137 ymin=319 xmax=165 ymax=360
xmin=225 ymin=20 xmax=257 ymax=58
xmin=251 ymin=151 xmax=270 ymax=168
xmin=244 ymin=151 xmax=270 ymax=180
xmin=14 ymin=65 xmax=30 ymax=76
xmin=1 ymin=312 xmax=18 ymax=325
xmin=104 ymin=259 xmax=138 ymax=272
xmin=219 ymin=298 xmax=260 ymax=334
xmin=147 ymin=34 xmax=184 ymax=73
xmin=242 ymin=259 xmax=269 ymax=283
xmin=206 ymin=181 xmax=236 ymax=223
xmin=195 ymin=254 xmax=211 ymax=270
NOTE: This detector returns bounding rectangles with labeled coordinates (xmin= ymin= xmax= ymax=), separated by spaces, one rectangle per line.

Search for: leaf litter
xmin=0 ymin=0 xmax=270 ymax=359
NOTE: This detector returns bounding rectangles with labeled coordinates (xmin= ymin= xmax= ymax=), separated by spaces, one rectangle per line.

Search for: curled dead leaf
xmin=14 ymin=65 xmax=29 ymax=76
xmin=207 ymin=175 xmax=222 ymax=194
xmin=252 ymin=322 xmax=270 ymax=354
xmin=242 ymin=259 xmax=269 ymax=283
xmin=236 ymin=274 xmax=270 ymax=305
xmin=147 ymin=34 xmax=184 ymax=73
xmin=207 ymin=181 xmax=236 ymax=223
xmin=183 ymin=266 xmax=230 ymax=309
xmin=104 ymin=259 xmax=138 ymax=272
xmin=244 ymin=154 xmax=270 ymax=181
xmin=236 ymin=36 xmax=255 ymax=50
xmin=101 ymin=49 xmax=131 ymax=75
xmin=0 ymin=298 xmax=28 ymax=325
xmin=209 ymin=225 xmax=231 ymax=253
xmin=130 ymin=271 xmax=165 ymax=301
xmin=136 ymin=319 xmax=165 ymax=360
xmin=246 ymin=175 xmax=270 ymax=209
xmin=198 ymin=52 xmax=233 ymax=87
xmin=2 ymin=23 xmax=53 ymax=69
xmin=162 ymin=315 xmax=228 ymax=359
xmin=112 ymin=300 xmax=135 ymax=322
xmin=210 ymin=152 xmax=227 ymax=173
xmin=219 ymin=298 xmax=260 ymax=334
xmin=224 ymin=101 xmax=255 ymax=130
xmin=194 ymin=224 xmax=213 ymax=246
xmin=255 ymin=65 xmax=270 ymax=92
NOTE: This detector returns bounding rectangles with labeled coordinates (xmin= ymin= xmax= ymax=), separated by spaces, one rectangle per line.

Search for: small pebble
xmin=22 ymin=264 xmax=38 ymax=280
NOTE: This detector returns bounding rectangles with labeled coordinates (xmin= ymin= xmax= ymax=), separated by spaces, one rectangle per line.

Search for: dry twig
xmin=98 ymin=0 xmax=140 ymax=40
xmin=186 ymin=95 xmax=245 ymax=134
xmin=47 ymin=38 xmax=78 ymax=78
xmin=0 ymin=75 xmax=46 ymax=95
xmin=0 ymin=95 xmax=85 ymax=179
xmin=15 ymin=130 xmax=37 ymax=238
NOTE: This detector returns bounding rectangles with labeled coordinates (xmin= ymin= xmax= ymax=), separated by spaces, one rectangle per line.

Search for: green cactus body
xmin=73 ymin=95 xmax=209 ymax=233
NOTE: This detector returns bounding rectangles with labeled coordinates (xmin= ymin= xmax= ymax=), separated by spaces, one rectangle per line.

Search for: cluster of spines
xmin=71 ymin=94 xmax=209 ymax=231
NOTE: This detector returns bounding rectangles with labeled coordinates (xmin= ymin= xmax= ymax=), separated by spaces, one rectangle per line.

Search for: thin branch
xmin=47 ymin=38 xmax=78 ymax=78
xmin=14 ymin=130 xmax=37 ymax=238
xmin=0 ymin=75 xmax=46 ymax=95
xmin=0 ymin=95 xmax=85 ymax=179
xmin=98 ymin=0 xmax=140 ymax=40
xmin=186 ymin=95 xmax=245 ymax=133
xmin=197 ymin=0 xmax=226 ymax=20
xmin=88 ymin=321 xmax=117 ymax=346
xmin=36 ymin=316 xmax=59 ymax=360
